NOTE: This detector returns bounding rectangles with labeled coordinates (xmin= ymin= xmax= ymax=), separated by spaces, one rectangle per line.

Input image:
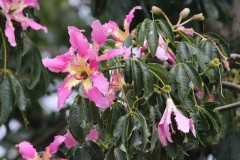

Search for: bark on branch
xmin=216 ymin=101 xmax=240 ymax=111
xmin=222 ymin=81 xmax=240 ymax=92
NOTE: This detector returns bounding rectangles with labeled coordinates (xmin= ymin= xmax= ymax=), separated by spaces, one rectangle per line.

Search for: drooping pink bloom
xmin=16 ymin=136 xmax=65 ymax=160
xmin=155 ymin=35 xmax=176 ymax=65
xmin=158 ymin=98 xmax=196 ymax=147
xmin=0 ymin=0 xmax=47 ymax=46
xmin=136 ymin=36 xmax=176 ymax=65
xmin=176 ymin=26 xmax=194 ymax=37
xmin=43 ymin=25 xmax=114 ymax=110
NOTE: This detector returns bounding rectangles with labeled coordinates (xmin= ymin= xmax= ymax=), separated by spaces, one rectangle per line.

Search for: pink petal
xmin=158 ymin=123 xmax=168 ymax=147
xmin=91 ymin=20 xmax=107 ymax=47
xmin=174 ymin=110 xmax=190 ymax=133
xmin=64 ymin=131 xmax=78 ymax=149
xmin=98 ymin=48 xmax=127 ymax=61
xmin=23 ymin=0 xmax=40 ymax=9
xmin=88 ymin=50 xmax=98 ymax=71
xmin=86 ymin=128 xmax=99 ymax=142
xmin=177 ymin=26 xmax=194 ymax=36
xmin=5 ymin=20 xmax=16 ymax=47
xmin=68 ymin=26 xmax=89 ymax=57
xmin=16 ymin=141 xmax=40 ymax=160
xmin=103 ymin=21 xmax=118 ymax=35
xmin=57 ymin=76 xmax=80 ymax=110
xmin=163 ymin=110 xmax=173 ymax=143
xmin=42 ymin=51 xmax=72 ymax=73
xmin=0 ymin=0 xmax=9 ymax=10
xmin=124 ymin=6 xmax=142 ymax=33
xmin=84 ymin=86 xmax=112 ymax=108
xmin=45 ymin=136 xmax=65 ymax=155
xmin=156 ymin=46 xmax=169 ymax=61
xmin=189 ymin=119 xmax=196 ymax=136
xmin=92 ymin=72 xmax=109 ymax=95
xmin=22 ymin=18 xmax=47 ymax=33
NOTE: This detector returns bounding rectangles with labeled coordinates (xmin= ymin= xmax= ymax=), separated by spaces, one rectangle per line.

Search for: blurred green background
xmin=0 ymin=0 xmax=240 ymax=159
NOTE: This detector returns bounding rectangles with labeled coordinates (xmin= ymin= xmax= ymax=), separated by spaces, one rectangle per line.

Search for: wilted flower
xmin=158 ymin=98 xmax=196 ymax=146
xmin=0 ymin=0 xmax=47 ymax=46
xmin=16 ymin=136 xmax=65 ymax=160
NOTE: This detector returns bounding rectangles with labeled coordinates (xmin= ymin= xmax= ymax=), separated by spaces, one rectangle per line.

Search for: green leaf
xmin=0 ymin=76 xmax=13 ymax=125
xmin=183 ymin=63 xmax=203 ymax=89
xmin=69 ymin=96 xmax=90 ymax=143
xmin=156 ymin=19 xmax=174 ymax=42
xmin=146 ymin=63 xmax=169 ymax=84
xmin=176 ymin=42 xmax=190 ymax=62
xmin=125 ymin=59 xmax=132 ymax=84
xmin=123 ymin=35 xmax=132 ymax=48
xmin=8 ymin=74 xmax=29 ymax=111
xmin=102 ymin=105 xmax=126 ymax=138
xmin=204 ymin=32 xmax=230 ymax=57
xmin=73 ymin=148 xmax=91 ymax=160
xmin=131 ymin=60 xmax=143 ymax=95
xmin=114 ymin=148 xmax=127 ymax=160
xmin=175 ymin=64 xmax=190 ymax=101
xmin=28 ymin=46 xmax=42 ymax=89
xmin=175 ymin=31 xmax=194 ymax=43
xmin=146 ymin=20 xmax=159 ymax=56
xmin=114 ymin=115 xmax=127 ymax=138
xmin=137 ymin=61 xmax=154 ymax=99
xmin=85 ymin=141 xmax=104 ymax=160
xmin=135 ymin=113 xmax=150 ymax=150
xmin=136 ymin=19 xmax=148 ymax=46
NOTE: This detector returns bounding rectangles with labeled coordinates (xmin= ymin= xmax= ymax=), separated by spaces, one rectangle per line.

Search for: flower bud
xmin=132 ymin=40 xmax=137 ymax=47
xmin=180 ymin=8 xmax=190 ymax=19
xmin=209 ymin=58 xmax=220 ymax=69
xmin=189 ymin=81 xmax=194 ymax=90
xmin=151 ymin=6 xmax=162 ymax=15
xmin=192 ymin=13 xmax=205 ymax=21
xmin=163 ymin=85 xmax=171 ymax=93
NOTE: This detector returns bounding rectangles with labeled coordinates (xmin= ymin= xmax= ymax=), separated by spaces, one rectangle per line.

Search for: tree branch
xmin=216 ymin=101 xmax=240 ymax=111
xmin=222 ymin=81 xmax=240 ymax=92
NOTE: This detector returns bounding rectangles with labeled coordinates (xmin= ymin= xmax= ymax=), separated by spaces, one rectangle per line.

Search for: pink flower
xmin=43 ymin=25 xmax=115 ymax=110
xmin=104 ymin=6 xmax=142 ymax=42
xmin=85 ymin=128 xmax=99 ymax=142
xmin=137 ymin=36 xmax=176 ymax=64
xmin=16 ymin=136 xmax=65 ymax=160
xmin=155 ymin=35 xmax=176 ymax=65
xmin=64 ymin=127 xmax=99 ymax=148
xmin=64 ymin=131 xmax=78 ymax=149
xmin=0 ymin=0 xmax=47 ymax=46
xmin=158 ymin=98 xmax=196 ymax=147
xmin=176 ymin=26 xmax=194 ymax=37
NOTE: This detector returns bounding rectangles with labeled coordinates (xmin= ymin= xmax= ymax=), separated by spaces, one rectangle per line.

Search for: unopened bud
xmin=151 ymin=6 xmax=162 ymax=15
xmin=132 ymin=40 xmax=137 ymax=47
xmin=163 ymin=85 xmax=171 ymax=93
xmin=180 ymin=8 xmax=190 ymax=19
xmin=189 ymin=81 xmax=194 ymax=90
xmin=192 ymin=13 xmax=205 ymax=21
xmin=209 ymin=58 xmax=220 ymax=69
